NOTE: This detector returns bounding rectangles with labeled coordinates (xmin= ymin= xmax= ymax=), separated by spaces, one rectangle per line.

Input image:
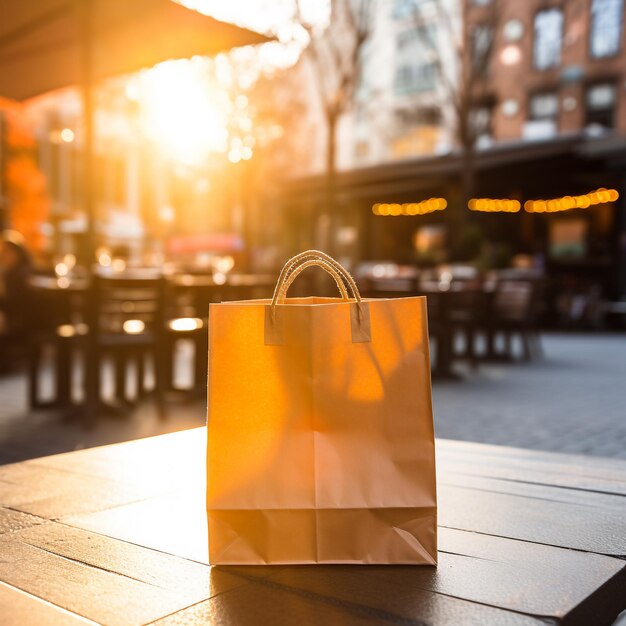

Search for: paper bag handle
xmin=271 ymin=250 xmax=363 ymax=308
xmin=266 ymin=250 xmax=371 ymax=344
xmin=278 ymin=257 xmax=351 ymax=303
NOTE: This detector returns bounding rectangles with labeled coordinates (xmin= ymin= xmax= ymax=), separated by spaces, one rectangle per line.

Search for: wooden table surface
xmin=0 ymin=428 xmax=624 ymax=626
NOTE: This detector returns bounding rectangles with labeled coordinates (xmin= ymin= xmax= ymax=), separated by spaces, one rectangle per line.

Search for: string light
xmin=372 ymin=198 xmax=447 ymax=216
xmin=524 ymin=188 xmax=619 ymax=213
xmin=468 ymin=198 xmax=521 ymax=212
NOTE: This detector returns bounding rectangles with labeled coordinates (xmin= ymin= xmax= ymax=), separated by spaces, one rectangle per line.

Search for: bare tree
xmin=295 ymin=0 xmax=375 ymax=223
xmin=406 ymin=0 xmax=500 ymax=247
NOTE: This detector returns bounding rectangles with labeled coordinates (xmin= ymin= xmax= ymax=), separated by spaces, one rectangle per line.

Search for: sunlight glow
xmin=132 ymin=59 xmax=231 ymax=165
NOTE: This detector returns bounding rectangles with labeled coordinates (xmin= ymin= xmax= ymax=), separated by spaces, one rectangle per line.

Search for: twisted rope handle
xmin=266 ymin=250 xmax=370 ymax=345
xmin=277 ymin=257 xmax=350 ymax=303
xmin=271 ymin=250 xmax=362 ymax=305
xmin=272 ymin=251 xmax=348 ymax=306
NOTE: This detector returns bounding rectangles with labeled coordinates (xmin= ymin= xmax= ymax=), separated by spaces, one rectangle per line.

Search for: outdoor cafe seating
xmin=24 ymin=260 xmax=545 ymax=420
xmin=358 ymin=263 xmax=544 ymax=377
xmin=26 ymin=267 xmax=274 ymax=419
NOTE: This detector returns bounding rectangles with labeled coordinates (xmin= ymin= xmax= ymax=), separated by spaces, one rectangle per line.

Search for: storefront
xmin=279 ymin=134 xmax=626 ymax=312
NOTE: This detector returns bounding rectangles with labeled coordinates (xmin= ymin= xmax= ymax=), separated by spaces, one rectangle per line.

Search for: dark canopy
xmin=0 ymin=0 xmax=269 ymax=100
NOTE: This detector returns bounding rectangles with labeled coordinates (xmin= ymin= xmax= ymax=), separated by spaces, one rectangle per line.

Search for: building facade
xmin=475 ymin=0 xmax=626 ymax=143
xmin=280 ymin=0 xmax=626 ymax=319
xmin=334 ymin=0 xmax=626 ymax=166
xmin=337 ymin=0 xmax=461 ymax=170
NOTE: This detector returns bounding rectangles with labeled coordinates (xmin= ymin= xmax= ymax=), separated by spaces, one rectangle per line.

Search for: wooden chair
xmin=486 ymin=278 xmax=543 ymax=361
xmin=28 ymin=280 xmax=88 ymax=411
xmin=83 ymin=273 xmax=166 ymax=418
xmin=162 ymin=278 xmax=211 ymax=396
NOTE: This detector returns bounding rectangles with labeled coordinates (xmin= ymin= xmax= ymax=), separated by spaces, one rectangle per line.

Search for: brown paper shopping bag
xmin=206 ymin=250 xmax=437 ymax=565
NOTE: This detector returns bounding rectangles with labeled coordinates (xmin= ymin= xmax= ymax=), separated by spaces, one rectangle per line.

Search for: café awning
xmin=0 ymin=0 xmax=271 ymax=246
xmin=0 ymin=0 xmax=269 ymax=101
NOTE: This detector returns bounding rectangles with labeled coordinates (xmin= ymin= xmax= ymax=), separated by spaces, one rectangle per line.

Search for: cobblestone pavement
xmin=433 ymin=333 xmax=626 ymax=459
xmin=0 ymin=333 xmax=624 ymax=465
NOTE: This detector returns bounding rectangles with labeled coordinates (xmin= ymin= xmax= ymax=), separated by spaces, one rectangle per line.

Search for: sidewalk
xmin=0 ymin=333 xmax=624 ymax=464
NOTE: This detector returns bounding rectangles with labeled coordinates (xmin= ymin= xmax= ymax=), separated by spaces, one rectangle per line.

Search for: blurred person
xmin=0 ymin=231 xmax=33 ymax=371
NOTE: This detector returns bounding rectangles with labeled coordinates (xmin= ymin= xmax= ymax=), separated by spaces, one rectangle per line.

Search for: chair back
xmin=91 ymin=273 xmax=165 ymax=337
xmin=493 ymin=279 xmax=536 ymax=322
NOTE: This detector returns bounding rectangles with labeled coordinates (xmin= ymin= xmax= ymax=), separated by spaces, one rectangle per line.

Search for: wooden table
xmin=0 ymin=429 xmax=624 ymax=625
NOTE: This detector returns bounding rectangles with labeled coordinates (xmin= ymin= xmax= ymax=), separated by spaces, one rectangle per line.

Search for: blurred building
xmin=339 ymin=0 xmax=460 ymax=168
xmin=279 ymin=0 xmax=626 ymax=322
xmin=333 ymin=0 xmax=626 ymax=164
xmin=472 ymin=0 xmax=626 ymax=142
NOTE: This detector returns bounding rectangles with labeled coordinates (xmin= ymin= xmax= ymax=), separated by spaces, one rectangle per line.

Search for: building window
xmin=394 ymin=29 xmax=437 ymax=95
xmin=472 ymin=25 xmax=493 ymax=74
xmin=394 ymin=62 xmax=437 ymax=95
xmin=533 ymin=9 xmax=563 ymax=70
xmin=392 ymin=0 xmax=433 ymax=19
xmin=529 ymin=92 xmax=559 ymax=121
xmin=585 ymin=83 xmax=616 ymax=129
xmin=470 ymin=106 xmax=492 ymax=139
xmin=590 ymin=0 xmax=623 ymax=58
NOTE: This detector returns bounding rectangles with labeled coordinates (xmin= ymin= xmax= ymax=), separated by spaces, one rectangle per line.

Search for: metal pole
xmin=79 ymin=0 xmax=98 ymax=421
xmin=0 ymin=111 xmax=7 ymax=231
xmin=79 ymin=0 xmax=94 ymax=265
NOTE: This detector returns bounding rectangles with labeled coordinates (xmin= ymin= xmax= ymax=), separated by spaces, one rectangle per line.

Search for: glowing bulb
xmin=169 ymin=317 xmax=203 ymax=332
xmin=111 ymin=259 xmax=126 ymax=273
xmin=57 ymin=324 xmax=76 ymax=338
xmin=55 ymin=263 xmax=68 ymax=277
xmin=123 ymin=320 xmax=145 ymax=334
xmin=60 ymin=128 xmax=75 ymax=143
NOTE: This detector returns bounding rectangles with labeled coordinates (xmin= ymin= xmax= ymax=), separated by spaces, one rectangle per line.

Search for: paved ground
xmin=0 ymin=333 xmax=624 ymax=465
xmin=433 ymin=333 xmax=626 ymax=459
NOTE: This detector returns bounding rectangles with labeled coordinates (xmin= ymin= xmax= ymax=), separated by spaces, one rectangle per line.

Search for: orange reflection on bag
xmin=207 ymin=250 xmax=437 ymax=564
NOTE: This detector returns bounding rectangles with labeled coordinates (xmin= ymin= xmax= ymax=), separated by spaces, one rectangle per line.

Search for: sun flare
xmin=130 ymin=59 xmax=231 ymax=165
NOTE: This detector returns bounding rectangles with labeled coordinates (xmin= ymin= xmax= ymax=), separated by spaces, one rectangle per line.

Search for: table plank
xmin=1 ymin=429 xmax=625 ymax=625
xmin=150 ymin=578 xmax=381 ymax=626
xmin=437 ymin=440 xmax=626 ymax=495
xmin=0 ymin=581 xmax=94 ymax=626
xmin=0 ymin=506 xmax=46 ymax=536
xmin=62 ymin=493 xmax=209 ymax=565
xmin=438 ymin=472 xmax=625 ymax=510
xmin=24 ymin=429 xmax=205 ymax=492
xmin=256 ymin=527 xmax=624 ymax=621
xmin=437 ymin=439 xmax=626 ymax=474
xmin=0 ymin=464 xmax=148 ymax=520
xmin=0 ymin=524 xmax=246 ymax=626
xmin=149 ymin=573 xmax=543 ymax=626
xmin=438 ymin=484 xmax=626 ymax=556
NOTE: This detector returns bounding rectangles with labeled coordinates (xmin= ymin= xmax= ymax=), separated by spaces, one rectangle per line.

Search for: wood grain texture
xmin=62 ymin=493 xmax=209 ymax=564
xmin=0 ymin=506 xmax=45 ymax=536
xmin=0 ymin=463 xmax=147 ymax=519
xmin=0 ymin=429 xmax=624 ymax=626
xmin=0 ymin=581 xmax=94 ymax=626
xmin=0 ymin=525 xmax=244 ymax=626
xmin=150 ymin=575 xmax=440 ymax=626
xmin=26 ymin=429 xmax=205 ymax=490
xmin=437 ymin=439 xmax=626 ymax=495
xmin=252 ymin=527 xmax=624 ymax=621
xmin=224 ymin=567 xmax=550 ymax=626
xmin=437 ymin=483 xmax=626 ymax=556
